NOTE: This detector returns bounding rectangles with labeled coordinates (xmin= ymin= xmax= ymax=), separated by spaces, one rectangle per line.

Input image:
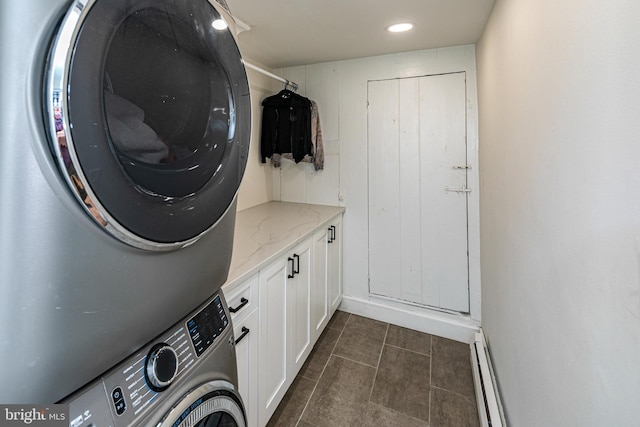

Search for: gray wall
xmin=476 ymin=0 xmax=640 ymax=425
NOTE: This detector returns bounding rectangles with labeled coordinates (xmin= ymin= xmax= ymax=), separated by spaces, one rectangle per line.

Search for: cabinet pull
xmin=235 ymin=326 xmax=250 ymax=344
xmin=229 ymin=297 xmax=249 ymax=313
xmin=328 ymin=227 xmax=333 ymax=243
xmin=328 ymin=225 xmax=336 ymax=243
xmin=288 ymin=257 xmax=295 ymax=278
xmin=293 ymin=253 xmax=300 ymax=275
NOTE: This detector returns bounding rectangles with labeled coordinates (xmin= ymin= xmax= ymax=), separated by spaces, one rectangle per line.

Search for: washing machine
xmin=0 ymin=0 xmax=250 ymax=404
xmin=65 ymin=292 xmax=246 ymax=426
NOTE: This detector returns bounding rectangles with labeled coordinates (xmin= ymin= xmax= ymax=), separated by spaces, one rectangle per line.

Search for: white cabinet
xmin=286 ymin=237 xmax=313 ymax=378
xmin=226 ymin=274 xmax=259 ymax=427
xmin=226 ymin=210 xmax=344 ymax=427
xmin=311 ymin=228 xmax=329 ymax=343
xmin=310 ymin=215 xmax=343 ymax=343
xmin=257 ymin=258 xmax=288 ymax=426
xmin=327 ymin=216 xmax=343 ymax=313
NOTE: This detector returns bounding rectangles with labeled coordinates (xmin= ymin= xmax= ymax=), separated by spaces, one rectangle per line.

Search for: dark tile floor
xmin=267 ymin=311 xmax=480 ymax=427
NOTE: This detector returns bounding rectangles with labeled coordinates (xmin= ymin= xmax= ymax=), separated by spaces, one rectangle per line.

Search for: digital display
xmin=187 ymin=295 xmax=228 ymax=357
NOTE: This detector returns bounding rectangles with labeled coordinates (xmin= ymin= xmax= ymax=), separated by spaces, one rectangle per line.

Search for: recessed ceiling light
xmin=212 ymin=19 xmax=228 ymax=30
xmin=386 ymin=23 xmax=414 ymax=33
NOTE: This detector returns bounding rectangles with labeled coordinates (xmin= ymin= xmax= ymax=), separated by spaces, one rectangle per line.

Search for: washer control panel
xmin=102 ymin=324 xmax=195 ymax=422
xmin=66 ymin=294 xmax=229 ymax=427
xmin=187 ymin=294 xmax=229 ymax=357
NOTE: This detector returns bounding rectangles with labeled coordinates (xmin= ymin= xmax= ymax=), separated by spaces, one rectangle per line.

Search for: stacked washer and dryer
xmin=0 ymin=0 xmax=250 ymax=425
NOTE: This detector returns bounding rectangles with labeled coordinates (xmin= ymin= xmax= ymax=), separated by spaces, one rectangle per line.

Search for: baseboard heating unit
xmin=471 ymin=330 xmax=506 ymax=427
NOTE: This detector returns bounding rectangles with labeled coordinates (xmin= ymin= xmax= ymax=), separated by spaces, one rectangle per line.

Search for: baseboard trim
xmin=339 ymin=295 xmax=480 ymax=343
xmin=471 ymin=329 xmax=506 ymax=427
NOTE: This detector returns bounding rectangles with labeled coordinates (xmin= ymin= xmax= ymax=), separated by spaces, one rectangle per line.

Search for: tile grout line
xmin=384 ymin=342 xmax=431 ymax=357
xmin=294 ymin=312 xmax=351 ymax=427
xmin=367 ymin=322 xmax=389 ymax=404
xmin=430 ymin=384 xmax=478 ymax=402
xmin=329 ymin=353 xmax=378 ymax=368
xmin=367 ymin=401 xmax=432 ymax=426
xmin=376 ymin=323 xmax=390 ymax=369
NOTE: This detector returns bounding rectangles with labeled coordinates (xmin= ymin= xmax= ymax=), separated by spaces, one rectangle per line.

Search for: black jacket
xmin=261 ymin=90 xmax=313 ymax=163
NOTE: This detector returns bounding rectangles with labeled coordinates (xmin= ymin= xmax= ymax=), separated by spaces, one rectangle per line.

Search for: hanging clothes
xmin=310 ymin=100 xmax=324 ymax=171
xmin=269 ymin=100 xmax=325 ymax=171
xmin=260 ymin=89 xmax=314 ymax=165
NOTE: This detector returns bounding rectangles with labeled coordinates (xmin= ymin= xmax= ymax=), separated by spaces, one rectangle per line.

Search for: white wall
xmin=236 ymin=61 xmax=276 ymax=211
xmin=476 ymin=1 xmax=640 ymax=425
xmin=238 ymin=61 xmax=342 ymax=208
xmin=271 ymin=65 xmax=342 ymax=206
xmin=278 ymin=46 xmax=482 ymax=341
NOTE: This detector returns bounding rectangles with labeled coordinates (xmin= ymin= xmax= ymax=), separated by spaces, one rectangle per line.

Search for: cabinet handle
xmin=293 ymin=253 xmax=300 ymax=275
xmin=229 ymin=297 xmax=249 ymax=313
xmin=328 ymin=227 xmax=333 ymax=244
xmin=328 ymin=225 xmax=336 ymax=243
xmin=288 ymin=257 xmax=295 ymax=278
xmin=235 ymin=326 xmax=250 ymax=344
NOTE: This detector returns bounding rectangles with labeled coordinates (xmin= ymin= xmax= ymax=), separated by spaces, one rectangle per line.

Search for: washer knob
xmin=145 ymin=343 xmax=179 ymax=392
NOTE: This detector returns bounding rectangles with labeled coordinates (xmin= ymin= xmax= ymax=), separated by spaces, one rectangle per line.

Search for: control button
xmin=114 ymin=399 xmax=126 ymax=415
xmin=71 ymin=415 xmax=83 ymax=427
xmin=111 ymin=387 xmax=126 ymax=415
xmin=145 ymin=343 xmax=179 ymax=392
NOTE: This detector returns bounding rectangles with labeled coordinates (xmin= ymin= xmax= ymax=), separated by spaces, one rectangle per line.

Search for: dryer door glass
xmin=158 ymin=387 xmax=246 ymax=427
xmin=103 ymin=7 xmax=233 ymax=197
xmin=48 ymin=0 xmax=250 ymax=249
xmin=194 ymin=412 xmax=238 ymax=426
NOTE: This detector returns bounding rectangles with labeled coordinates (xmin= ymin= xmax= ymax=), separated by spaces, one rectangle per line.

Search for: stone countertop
xmin=223 ymin=202 xmax=345 ymax=290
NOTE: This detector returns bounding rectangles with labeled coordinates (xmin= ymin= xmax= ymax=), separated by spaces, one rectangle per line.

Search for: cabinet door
xmin=287 ymin=238 xmax=312 ymax=378
xmin=234 ymin=308 xmax=258 ymax=427
xmin=311 ymin=228 xmax=329 ymax=342
xmin=328 ymin=216 xmax=343 ymax=313
xmin=258 ymin=258 xmax=288 ymax=426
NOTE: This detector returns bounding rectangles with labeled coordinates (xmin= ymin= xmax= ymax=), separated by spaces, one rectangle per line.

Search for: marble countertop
xmin=223 ymin=202 xmax=345 ymax=290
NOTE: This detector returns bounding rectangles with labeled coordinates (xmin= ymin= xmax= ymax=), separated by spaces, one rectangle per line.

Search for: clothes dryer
xmin=0 ymin=0 xmax=250 ymax=403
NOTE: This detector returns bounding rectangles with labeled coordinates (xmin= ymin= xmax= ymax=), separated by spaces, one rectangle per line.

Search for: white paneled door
xmin=368 ymin=72 xmax=469 ymax=313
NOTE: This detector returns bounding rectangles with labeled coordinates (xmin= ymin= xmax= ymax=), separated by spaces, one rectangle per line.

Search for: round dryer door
xmin=46 ymin=0 xmax=250 ymax=251
xmin=158 ymin=381 xmax=246 ymax=427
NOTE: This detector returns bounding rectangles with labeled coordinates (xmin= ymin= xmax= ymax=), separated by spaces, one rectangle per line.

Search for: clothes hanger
xmin=280 ymin=82 xmax=296 ymax=98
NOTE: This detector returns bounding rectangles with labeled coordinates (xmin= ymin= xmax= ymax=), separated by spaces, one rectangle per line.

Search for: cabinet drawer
xmin=224 ymin=273 xmax=258 ymax=324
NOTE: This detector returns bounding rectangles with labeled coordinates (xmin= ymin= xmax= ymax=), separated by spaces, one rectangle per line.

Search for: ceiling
xmin=225 ymin=0 xmax=495 ymax=69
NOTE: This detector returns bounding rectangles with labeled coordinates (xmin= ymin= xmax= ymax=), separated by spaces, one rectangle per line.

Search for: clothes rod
xmin=243 ymin=60 xmax=299 ymax=91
